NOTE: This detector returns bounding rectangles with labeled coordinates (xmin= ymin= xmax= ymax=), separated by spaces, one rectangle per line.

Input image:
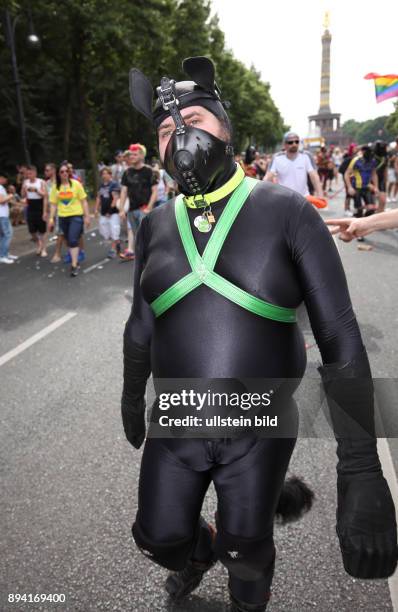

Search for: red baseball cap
xmin=129 ymin=143 xmax=146 ymax=156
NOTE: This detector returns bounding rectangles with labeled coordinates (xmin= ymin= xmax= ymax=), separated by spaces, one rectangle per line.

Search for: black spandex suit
xmin=132 ymin=181 xmax=362 ymax=368
xmin=125 ymin=180 xmax=364 ymax=603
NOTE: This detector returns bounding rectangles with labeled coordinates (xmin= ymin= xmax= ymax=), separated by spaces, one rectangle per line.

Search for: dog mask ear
xmin=129 ymin=68 xmax=154 ymax=121
xmin=182 ymin=56 xmax=217 ymax=94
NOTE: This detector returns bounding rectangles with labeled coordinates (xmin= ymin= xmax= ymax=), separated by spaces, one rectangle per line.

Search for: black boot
xmin=165 ymin=518 xmax=216 ymax=601
xmin=165 ymin=557 xmax=216 ymax=601
xmin=229 ymin=591 xmax=271 ymax=612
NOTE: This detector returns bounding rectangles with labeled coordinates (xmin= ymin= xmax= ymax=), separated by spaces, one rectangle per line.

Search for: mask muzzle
xmin=164 ymin=126 xmax=233 ymax=195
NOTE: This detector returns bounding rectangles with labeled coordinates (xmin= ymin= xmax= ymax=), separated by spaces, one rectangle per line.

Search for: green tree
xmin=342 ymin=115 xmax=395 ymax=145
xmin=385 ymin=101 xmax=398 ymax=137
xmin=1 ymin=0 xmax=287 ymax=184
xmin=341 ymin=119 xmax=360 ymax=141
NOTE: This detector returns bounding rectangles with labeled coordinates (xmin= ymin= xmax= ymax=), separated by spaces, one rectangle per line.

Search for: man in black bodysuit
xmin=121 ymin=57 xmax=397 ymax=612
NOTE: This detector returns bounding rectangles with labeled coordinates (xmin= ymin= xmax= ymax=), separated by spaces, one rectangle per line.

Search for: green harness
xmin=150 ymin=177 xmax=297 ymax=323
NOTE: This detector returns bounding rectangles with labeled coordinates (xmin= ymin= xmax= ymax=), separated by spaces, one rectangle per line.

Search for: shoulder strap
xmin=202 ymin=177 xmax=257 ymax=270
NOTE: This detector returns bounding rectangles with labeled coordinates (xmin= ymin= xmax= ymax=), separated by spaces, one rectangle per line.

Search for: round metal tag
xmin=194 ymin=214 xmax=212 ymax=232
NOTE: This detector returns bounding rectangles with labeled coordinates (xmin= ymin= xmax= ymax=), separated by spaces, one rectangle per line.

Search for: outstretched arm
xmin=325 ymin=208 xmax=398 ymax=240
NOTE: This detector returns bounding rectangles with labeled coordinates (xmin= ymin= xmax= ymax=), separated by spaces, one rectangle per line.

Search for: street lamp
xmin=27 ymin=33 xmax=40 ymax=47
xmin=3 ymin=8 xmax=41 ymax=165
xmin=27 ymin=11 xmax=41 ymax=49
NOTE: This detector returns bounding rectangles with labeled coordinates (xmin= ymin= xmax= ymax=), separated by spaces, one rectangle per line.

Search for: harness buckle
xmin=157 ymin=77 xmax=178 ymax=110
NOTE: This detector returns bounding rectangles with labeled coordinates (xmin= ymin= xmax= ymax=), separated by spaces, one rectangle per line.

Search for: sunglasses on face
xmin=286 ymin=140 xmax=299 ymax=145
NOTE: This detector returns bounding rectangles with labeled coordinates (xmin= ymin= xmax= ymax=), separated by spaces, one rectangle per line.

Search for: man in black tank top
xmin=121 ymin=58 xmax=397 ymax=611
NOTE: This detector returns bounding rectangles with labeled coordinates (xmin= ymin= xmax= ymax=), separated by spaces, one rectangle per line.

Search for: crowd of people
xmin=242 ymin=134 xmax=398 ymax=216
xmin=0 ymin=145 xmax=176 ymax=273
xmin=1 ymin=135 xmax=397 ymax=269
xmin=0 ymin=160 xmax=88 ymax=268
xmin=229 ymin=135 xmax=398 ymax=219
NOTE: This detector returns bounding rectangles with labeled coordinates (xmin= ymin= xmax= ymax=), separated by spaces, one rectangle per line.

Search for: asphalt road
xmin=1 ymin=190 xmax=397 ymax=612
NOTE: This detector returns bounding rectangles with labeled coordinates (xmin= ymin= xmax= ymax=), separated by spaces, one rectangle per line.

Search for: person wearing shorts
xmin=127 ymin=207 xmax=146 ymax=233
xmin=316 ymin=146 xmax=330 ymax=195
xmin=338 ymin=144 xmax=357 ymax=215
xmin=119 ymin=144 xmax=158 ymax=260
xmin=95 ymin=167 xmax=121 ymax=258
xmin=44 ymin=163 xmax=65 ymax=263
xmin=21 ymin=165 xmax=48 ymax=257
xmin=48 ymin=163 xmax=90 ymax=277
xmin=344 ymin=145 xmax=378 ymax=220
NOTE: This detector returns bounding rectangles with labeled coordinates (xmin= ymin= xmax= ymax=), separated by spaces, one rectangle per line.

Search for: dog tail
xmin=275 ymin=476 xmax=314 ymax=524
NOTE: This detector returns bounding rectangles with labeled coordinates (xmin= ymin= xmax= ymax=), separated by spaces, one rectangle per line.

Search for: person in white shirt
xmin=332 ymin=147 xmax=343 ymax=168
xmin=21 ymin=165 xmax=48 ymax=257
xmin=0 ymin=172 xmax=18 ymax=264
xmin=264 ymin=131 xmax=323 ymax=198
xmin=151 ymin=160 xmax=172 ymax=207
xmin=111 ymin=150 xmax=126 ymax=183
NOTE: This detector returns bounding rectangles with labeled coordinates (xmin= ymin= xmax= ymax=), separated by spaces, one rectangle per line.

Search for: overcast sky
xmin=210 ymin=0 xmax=398 ymax=136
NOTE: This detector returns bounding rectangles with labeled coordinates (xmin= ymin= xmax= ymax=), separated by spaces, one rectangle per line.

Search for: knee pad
xmin=132 ymin=519 xmax=195 ymax=571
xmin=214 ymin=517 xmax=275 ymax=582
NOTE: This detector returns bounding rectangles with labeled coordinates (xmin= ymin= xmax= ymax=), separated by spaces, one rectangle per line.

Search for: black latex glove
xmin=337 ymin=472 xmax=398 ymax=578
xmin=121 ymin=395 xmax=146 ymax=449
xmin=121 ymin=322 xmax=151 ymax=450
xmin=319 ymin=349 xmax=398 ymax=578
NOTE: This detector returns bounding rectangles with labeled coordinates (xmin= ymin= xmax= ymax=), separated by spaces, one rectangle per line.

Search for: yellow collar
xmin=183 ymin=164 xmax=245 ymax=209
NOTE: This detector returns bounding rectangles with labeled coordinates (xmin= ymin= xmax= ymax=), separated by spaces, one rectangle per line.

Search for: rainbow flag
xmin=364 ymin=73 xmax=398 ymax=103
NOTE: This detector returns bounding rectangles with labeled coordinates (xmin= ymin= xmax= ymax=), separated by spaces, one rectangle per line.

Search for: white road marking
xmin=378 ymin=438 xmax=398 ymax=611
xmin=83 ymin=258 xmax=110 ymax=274
xmin=0 ymin=312 xmax=77 ymax=367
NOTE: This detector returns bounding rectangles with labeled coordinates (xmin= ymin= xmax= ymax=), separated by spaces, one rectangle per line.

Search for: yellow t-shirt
xmin=49 ymin=179 xmax=87 ymax=217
